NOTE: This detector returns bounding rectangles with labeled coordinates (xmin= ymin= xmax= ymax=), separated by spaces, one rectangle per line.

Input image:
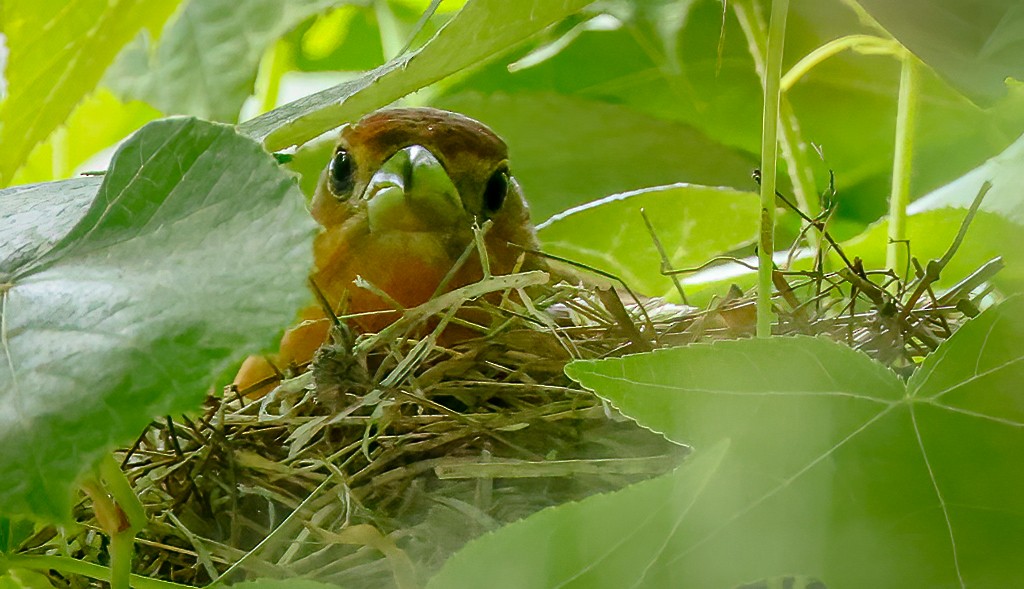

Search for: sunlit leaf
xmin=910 ymin=130 xmax=1024 ymax=224
xmin=682 ymin=207 xmax=1024 ymax=304
xmin=0 ymin=0 xmax=180 ymax=185
xmin=105 ymin=0 xmax=340 ymax=123
xmin=843 ymin=210 xmax=1024 ymax=294
xmin=0 ymin=118 xmax=315 ymax=522
xmin=289 ymin=5 xmax=385 ymax=72
xmin=442 ymin=0 xmax=1024 ymax=226
xmin=538 ymin=184 xmax=758 ymax=296
xmin=240 ymin=0 xmax=597 ymax=150
xmin=12 ymin=89 xmax=160 ymax=185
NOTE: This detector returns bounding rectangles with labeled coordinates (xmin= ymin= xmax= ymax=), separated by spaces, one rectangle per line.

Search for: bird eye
xmin=328 ymin=148 xmax=354 ymax=196
xmin=483 ymin=167 xmax=509 ymax=214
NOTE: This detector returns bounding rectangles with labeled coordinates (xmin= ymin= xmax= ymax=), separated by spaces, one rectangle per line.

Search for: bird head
xmin=309 ymin=107 xmax=542 ymax=329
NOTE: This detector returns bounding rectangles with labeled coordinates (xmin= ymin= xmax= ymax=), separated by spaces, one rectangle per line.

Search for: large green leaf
xmin=857 ymin=0 xmax=1024 ymax=104
xmin=429 ymin=441 xmax=729 ymax=589
xmin=239 ymin=0 xmax=597 ymax=150
xmin=439 ymin=0 xmax=1024 ymax=226
xmin=105 ymin=0 xmax=342 ymax=123
xmin=910 ymin=130 xmax=1024 ymax=224
xmin=0 ymin=118 xmax=315 ymax=522
xmin=487 ymin=298 xmax=1024 ymax=588
xmin=537 ymin=184 xmax=758 ymax=296
xmin=435 ymin=92 xmax=758 ymax=222
xmin=0 ymin=0 xmax=181 ymax=185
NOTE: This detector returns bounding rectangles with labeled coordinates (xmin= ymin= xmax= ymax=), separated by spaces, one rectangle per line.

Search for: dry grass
xmin=18 ymin=201 xmax=1000 ymax=588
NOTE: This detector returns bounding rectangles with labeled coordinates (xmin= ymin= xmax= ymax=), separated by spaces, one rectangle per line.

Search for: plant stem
xmin=109 ymin=531 xmax=134 ymax=589
xmin=375 ymin=0 xmax=405 ymax=61
xmin=51 ymin=127 xmax=69 ymax=180
xmin=4 ymin=555 xmax=195 ymax=589
xmin=100 ymin=454 xmax=147 ymax=532
xmin=781 ymin=34 xmax=898 ymax=92
xmin=733 ymin=1 xmax=818 ymax=251
xmin=81 ymin=456 xmax=148 ymax=589
xmin=757 ymin=0 xmax=790 ymax=338
xmin=256 ymin=40 xmax=290 ymax=115
xmin=886 ymin=54 xmax=919 ymax=279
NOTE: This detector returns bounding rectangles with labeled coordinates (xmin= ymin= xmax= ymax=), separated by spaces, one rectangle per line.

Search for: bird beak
xmin=363 ymin=145 xmax=467 ymax=233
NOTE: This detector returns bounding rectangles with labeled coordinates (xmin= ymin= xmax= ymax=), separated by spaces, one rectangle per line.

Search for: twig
xmin=898 ymin=181 xmax=992 ymax=322
xmin=640 ymin=207 xmax=688 ymax=304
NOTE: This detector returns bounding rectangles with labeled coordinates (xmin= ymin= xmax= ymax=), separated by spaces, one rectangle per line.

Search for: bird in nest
xmin=233 ymin=107 xmax=547 ymax=395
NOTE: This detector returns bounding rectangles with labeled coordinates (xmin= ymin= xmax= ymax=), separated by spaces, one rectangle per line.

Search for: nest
xmin=18 ymin=193 xmax=1000 ymax=588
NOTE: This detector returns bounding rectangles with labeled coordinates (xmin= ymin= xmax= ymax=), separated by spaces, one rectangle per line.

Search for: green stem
xmin=256 ymin=40 xmax=290 ymax=115
xmin=886 ymin=54 xmax=919 ymax=278
xmin=757 ymin=0 xmax=789 ymax=338
xmin=733 ymin=1 xmax=818 ymax=251
xmin=109 ymin=531 xmax=134 ymax=589
xmin=4 ymin=555 xmax=195 ymax=589
xmin=781 ymin=34 xmax=898 ymax=92
xmin=99 ymin=454 xmax=147 ymax=533
xmin=80 ymin=456 xmax=148 ymax=589
xmin=374 ymin=0 xmax=405 ymax=61
xmin=51 ymin=127 xmax=69 ymax=179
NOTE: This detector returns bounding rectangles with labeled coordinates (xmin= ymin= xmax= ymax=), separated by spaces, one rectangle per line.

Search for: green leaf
xmin=0 ymin=517 xmax=34 ymax=553
xmin=735 ymin=576 xmax=827 ymax=589
xmin=0 ymin=178 xmax=99 ymax=277
xmin=0 ymin=118 xmax=315 ymax=522
xmin=428 ymin=441 xmax=729 ymax=589
xmin=288 ymin=5 xmax=386 ymax=73
xmin=0 ymin=0 xmax=181 ymax=185
xmin=682 ymin=207 xmax=1024 ymax=303
xmin=434 ymin=92 xmax=758 ymax=222
xmin=105 ymin=0 xmax=340 ymax=123
xmin=0 ymin=568 xmax=54 ymax=589
xmin=910 ymin=131 xmax=1024 ymax=224
xmin=856 ymin=0 xmax=1024 ymax=104
xmin=537 ymin=184 xmax=758 ymax=296
xmin=443 ymin=1 xmax=1024 ymax=226
xmin=549 ymin=297 xmax=1024 ymax=587
xmin=843 ymin=209 xmax=1024 ymax=294
xmin=12 ymin=89 xmax=160 ymax=185
xmin=240 ymin=0 xmax=597 ymax=150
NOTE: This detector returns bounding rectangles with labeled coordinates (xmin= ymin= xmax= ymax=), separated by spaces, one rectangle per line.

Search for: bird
xmin=233 ymin=107 xmax=544 ymax=395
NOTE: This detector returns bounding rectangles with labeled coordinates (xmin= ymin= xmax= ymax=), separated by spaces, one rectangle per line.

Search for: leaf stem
xmin=757 ymin=0 xmax=790 ymax=338
xmin=99 ymin=454 xmax=147 ymax=532
xmin=81 ymin=455 xmax=148 ymax=589
xmin=3 ymin=554 xmax=195 ymax=589
xmin=886 ymin=54 xmax=919 ymax=279
xmin=781 ymin=34 xmax=899 ymax=92
xmin=109 ymin=531 xmax=134 ymax=589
